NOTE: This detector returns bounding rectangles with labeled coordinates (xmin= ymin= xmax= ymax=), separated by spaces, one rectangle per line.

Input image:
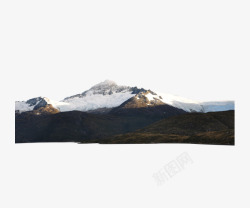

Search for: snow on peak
xmin=87 ymin=80 xmax=129 ymax=95
xmin=63 ymin=80 xmax=133 ymax=100
xmin=14 ymin=80 xmax=146 ymax=113
xmin=15 ymin=97 xmax=69 ymax=113
xmin=92 ymin=79 xmax=117 ymax=87
xmin=60 ymin=80 xmax=138 ymax=112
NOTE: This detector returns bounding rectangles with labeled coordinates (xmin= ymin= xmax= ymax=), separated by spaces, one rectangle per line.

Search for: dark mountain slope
xmin=15 ymin=106 xmax=185 ymax=143
xmin=98 ymin=111 xmax=234 ymax=145
xmin=135 ymin=110 xmax=234 ymax=135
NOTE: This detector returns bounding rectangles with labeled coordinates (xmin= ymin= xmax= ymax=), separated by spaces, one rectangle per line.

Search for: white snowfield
xmin=58 ymin=92 xmax=134 ymax=112
xmin=58 ymin=80 xmax=135 ymax=111
xmin=15 ymin=80 xmax=234 ymax=113
xmin=148 ymin=92 xmax=234 ymax=113
xmin=155 ymin=92 xmax=204 ymax=112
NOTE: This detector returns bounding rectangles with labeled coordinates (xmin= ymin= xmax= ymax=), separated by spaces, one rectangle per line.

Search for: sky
xmin=2 ymin=0 xmax=248 ymax=102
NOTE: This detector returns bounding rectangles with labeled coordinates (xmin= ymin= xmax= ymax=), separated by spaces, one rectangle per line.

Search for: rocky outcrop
xmin=116 ymin=91 xmax=165 ymax=109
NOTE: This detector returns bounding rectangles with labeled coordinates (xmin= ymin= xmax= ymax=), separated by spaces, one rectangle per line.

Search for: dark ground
xmin=15 ymin=105 xmax=234 ymax=145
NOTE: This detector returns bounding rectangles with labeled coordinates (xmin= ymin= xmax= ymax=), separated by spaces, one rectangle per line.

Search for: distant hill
xmin=15 ymin=104 xmax=186 ymax=143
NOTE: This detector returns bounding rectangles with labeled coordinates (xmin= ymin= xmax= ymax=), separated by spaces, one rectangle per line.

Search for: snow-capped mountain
xmin=15 ymin=97 xmax=68 ymax=113
xmin=15 ymin=80 xmax=234 ymax=113
xmin=58 ymin=80 xmax=147 ymax=112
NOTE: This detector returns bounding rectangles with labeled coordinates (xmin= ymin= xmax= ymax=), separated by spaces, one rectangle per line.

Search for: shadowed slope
xmin=98 ymin=111 xmax=234 ymax=145
xmin=15 ymin=103 xmax=186 ymax=143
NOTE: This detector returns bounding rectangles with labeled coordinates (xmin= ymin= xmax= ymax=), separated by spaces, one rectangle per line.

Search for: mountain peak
xmin=103 ymin=79 xmax=117 ymax=85
xmin=90 ymin=80 xmax=118 ymax=89
xmin=15 ymin=96 xmax=52 ymax=112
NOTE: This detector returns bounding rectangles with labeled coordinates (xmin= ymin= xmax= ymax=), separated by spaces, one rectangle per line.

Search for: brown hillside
xmin=99 ymin=111 xmax=234 ymax=145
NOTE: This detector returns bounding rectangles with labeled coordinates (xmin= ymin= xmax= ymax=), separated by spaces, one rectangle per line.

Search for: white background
xmin=0 ymin=0 xmax=250 ymax=208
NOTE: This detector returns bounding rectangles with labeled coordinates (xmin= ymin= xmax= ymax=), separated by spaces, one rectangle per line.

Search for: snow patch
xmin=156 ymin=92 xmax=204 ymax=112
xmin=145 ymin=92 xmax=161 ymax=102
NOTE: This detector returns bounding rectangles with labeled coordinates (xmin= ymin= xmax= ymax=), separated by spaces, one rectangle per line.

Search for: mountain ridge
xmin=15 ymin=80 xmax=234 ymax=113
